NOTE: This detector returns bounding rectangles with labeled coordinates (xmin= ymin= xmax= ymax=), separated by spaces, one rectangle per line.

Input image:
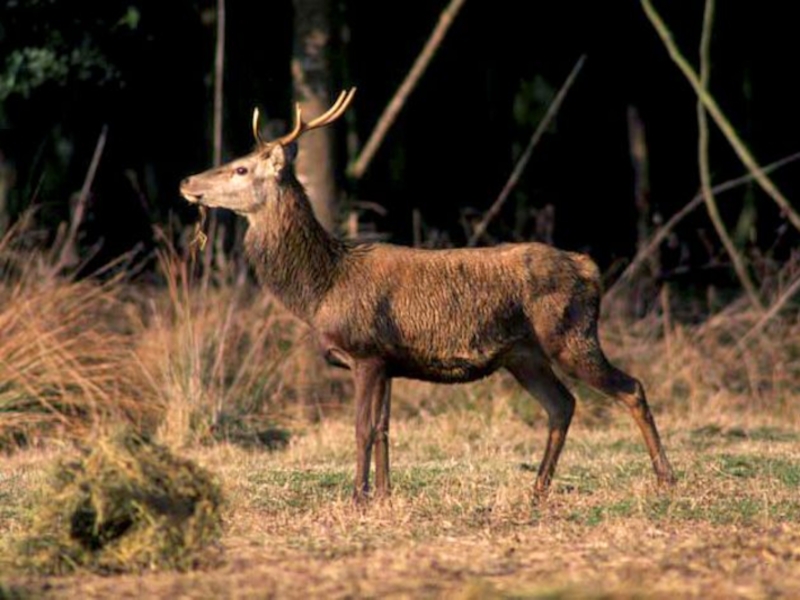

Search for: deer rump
xmin=313 ymin=241 xmax=602 ymax=383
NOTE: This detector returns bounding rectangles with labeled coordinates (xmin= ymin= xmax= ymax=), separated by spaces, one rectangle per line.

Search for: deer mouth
xmin=179 ymin=179 xmax=204 ymax=204
xmin=182 ymin=191 xmax=204 ymax=204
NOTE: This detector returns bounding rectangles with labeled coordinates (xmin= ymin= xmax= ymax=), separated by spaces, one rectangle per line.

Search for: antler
xmin=252 ymin=88 xmax=357 ymax=147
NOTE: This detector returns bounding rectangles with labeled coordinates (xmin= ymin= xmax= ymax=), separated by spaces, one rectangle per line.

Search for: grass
xmin=0 ymin=245 xmax=159 ymax=448
xmin=6 ymin=430 xmax=223 ymax=575
xmin=2 ymin=225 xmax=800 ymax=597
xmin=2 ymin=407 xmax=800 ymax=598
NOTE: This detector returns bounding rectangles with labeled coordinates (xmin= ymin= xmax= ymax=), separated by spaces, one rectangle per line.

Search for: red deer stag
xmin=180 ymin=89 xmax=676 ymax=502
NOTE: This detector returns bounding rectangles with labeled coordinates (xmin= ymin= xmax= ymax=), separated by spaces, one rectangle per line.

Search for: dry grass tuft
xmin=6 ymin=429 xmax=223 ymax=575
xmin=134 ymin=247 xmax=308 ymax=448
xmin=0 ymin=223 xmax=311 ymax=452
xmin=0 ymin=227 xmax=158 ymax=450
xmin=600 ymin=278 xmax=800 ymax=426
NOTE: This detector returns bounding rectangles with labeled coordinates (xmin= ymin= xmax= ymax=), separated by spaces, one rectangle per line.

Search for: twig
xmin=55 ymin=124 xmax=108 ymax=273
xmin=348 ymin=0 xmax=467 ymax=179
xmin=736 ymin=274 xmax=800 ymax=351
xmin=640 ymin=0 xmax=800 ymax=234
xmin=696 ymin=0 xmax=763 ymax=310
xmin=213 ymin=0 xmax=226 ymax=167
xmin=604 ymin=150 xmax=800 ymax=299
xmin=467 ymin=55 xmax=586 ymax=247
xmin=606 ymin=152 xmax=800 ymax=296
xmin=660 ymin=283 xmax=673 ymax=372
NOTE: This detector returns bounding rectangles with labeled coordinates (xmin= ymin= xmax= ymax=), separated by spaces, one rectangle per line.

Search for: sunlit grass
xmin=2 ymin=222 xmax=800 ymax=597
xmin=3 ymin=407 xmax=800 ymax=598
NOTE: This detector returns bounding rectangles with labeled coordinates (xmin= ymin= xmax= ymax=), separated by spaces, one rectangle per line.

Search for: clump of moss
xmin=13 ymin=430 xmax=223 ymax=574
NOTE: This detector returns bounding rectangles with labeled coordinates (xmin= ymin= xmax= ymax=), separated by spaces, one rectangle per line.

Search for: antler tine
xmin=273 ymin=103 xmax=303 ymax=147
xmin=252 ymin=108 xmax=264 ymax=145
xmin=311 ymin=88 xmax=357 ymax=128
xmin=275 ymin=88 xmax=356 ymax=147
xmin=324 ymin=88 xmax=356 ymax=123
xmin=305 ymin=89 xmax=353 ymax=128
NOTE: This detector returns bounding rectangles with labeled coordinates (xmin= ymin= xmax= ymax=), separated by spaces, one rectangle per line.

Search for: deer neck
xmin=244 ymin=177 xmax=346 ymax=321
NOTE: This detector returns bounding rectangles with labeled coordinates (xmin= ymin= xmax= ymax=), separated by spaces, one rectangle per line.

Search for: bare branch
xmin=348 ymin=0 xmax=468 ymax=180
xmin=736 ymin=273 xmax=800 ymax=351
xmin=640 ymin=0 xmax=800 ymax=234
xmin=605 ymin=151 xmax=800 ymax=299
xmin=213 ymin=0 xmax=226 ymax=167
xmin=55 ymin=124 xmax=108 ymax=273
xmin=467 ymin=55 xmax=586 ymax=247
xmin=696 ymin=0 xmax=763 ymax=310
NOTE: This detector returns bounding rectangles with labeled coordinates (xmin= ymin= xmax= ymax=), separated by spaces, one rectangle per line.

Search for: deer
xmin=180 ymin=88 xmax=676 ymax=503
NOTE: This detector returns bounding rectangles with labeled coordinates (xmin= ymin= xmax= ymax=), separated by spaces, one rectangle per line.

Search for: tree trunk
xmin=213 ymin=0 xmax=225 ymax=168
xmin=291 ymin=0 xmax=340 ymax=420
xmin=627 ymin=105 xmax=658 ymax=317
xmin=292 ymin=0 xmax=338 ymax=232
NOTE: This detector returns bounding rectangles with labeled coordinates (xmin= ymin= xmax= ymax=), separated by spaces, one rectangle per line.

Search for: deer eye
xmin=235 ymin=166 xmax=248 ymax=175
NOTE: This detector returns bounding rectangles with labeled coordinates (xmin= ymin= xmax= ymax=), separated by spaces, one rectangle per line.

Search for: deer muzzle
xmin=180 ymin=177 xmax=204 ymax=204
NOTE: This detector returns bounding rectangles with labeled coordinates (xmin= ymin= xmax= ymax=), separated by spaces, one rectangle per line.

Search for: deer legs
xmin=349 ymin=353 xmax=673 ymax=505
xmin=373 ymin=379 xmax=392 ymax=495
xmin=509 ymin=352 xmax=675 ymax=497
xmin=353 ymin=360 xmax=391 ymax=503
xmin=589 ymin=368 xmax=676 ymax=488
xmin=508 ymin=361 xmax=576 ymax=498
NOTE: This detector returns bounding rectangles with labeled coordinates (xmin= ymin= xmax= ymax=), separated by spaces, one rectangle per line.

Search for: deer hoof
xmin=352 ymin=489 xmax=371 ymax=507
xmin=531 ymin=484 xmax=551 ymax=506
xmin=657 ymin=472 xmax=678 ymax=491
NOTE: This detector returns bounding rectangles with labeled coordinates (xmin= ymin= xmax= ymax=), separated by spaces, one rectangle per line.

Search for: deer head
xmin=179 ymin=88 xmax=356 ymax=215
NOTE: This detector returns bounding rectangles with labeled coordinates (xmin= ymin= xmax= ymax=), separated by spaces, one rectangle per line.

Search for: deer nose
xmin=179 ymin=178 xmax=204 ymax=203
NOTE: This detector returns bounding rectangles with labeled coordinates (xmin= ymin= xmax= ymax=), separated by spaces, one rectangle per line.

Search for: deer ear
xmin=264 ymin=143 xmax=297 ymax=172
xmin=282 ymin=142 xmax=298 ymax=163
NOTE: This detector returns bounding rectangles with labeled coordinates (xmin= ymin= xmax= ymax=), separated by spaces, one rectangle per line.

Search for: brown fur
xmin=181 ymin=134 xmax=676 ymax=503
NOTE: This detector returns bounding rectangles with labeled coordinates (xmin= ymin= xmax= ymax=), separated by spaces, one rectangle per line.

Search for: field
xmin=4 ymin=406 xmax=800 ymax=598
xmin=2 ymin=239 xmax=800 ymax=598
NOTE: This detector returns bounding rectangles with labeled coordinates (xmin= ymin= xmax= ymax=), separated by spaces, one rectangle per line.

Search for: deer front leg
xmin=353 ymin=359 xmax=387 ymax=504
xmin=373 ymin=379 xmax=392 ymax=498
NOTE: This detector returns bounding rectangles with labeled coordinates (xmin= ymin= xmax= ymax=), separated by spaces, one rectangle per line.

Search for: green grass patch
xmin=0 ymin=583 xmax=30 ymax=600
xmin=246 ymin=468 xmax=352 ymax=510
xmin=718 ymin=454 xmax=800 ymax=487
xmin=562 ymin=494 xmax=800 ymax=526
xmin=690 ymin=425 xmax=800 ymax=448
xmin=566 ymin=499 xmax=637 ymax=526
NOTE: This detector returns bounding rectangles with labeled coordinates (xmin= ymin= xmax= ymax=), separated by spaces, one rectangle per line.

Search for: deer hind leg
xmin=353 ymin=360 xmax=388 ymax=504
xmin=507 ymin=359 xmax=576 ymax=499
xmin=373 ymin=379 xmax=392 ymax=498
xmin=559 ymin=340 xmax=676 ymax=488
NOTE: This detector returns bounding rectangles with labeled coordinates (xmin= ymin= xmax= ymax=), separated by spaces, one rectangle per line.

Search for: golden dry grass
xmin=135 ymin=249 xmax=308 ymax=448
xmin=0 ymin=243 xmax=158 ymax=447
xmin=2 ymin=226 xmax=800 ymax=598
xmin=6 ymin=430 xmax=223 ymax=575
xmin=3 ymin=404 xmax=800 ymax=598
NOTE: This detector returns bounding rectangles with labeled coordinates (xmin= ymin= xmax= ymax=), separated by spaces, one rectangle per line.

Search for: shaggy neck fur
xmin=244 ymin=173 xmax=347 ymax=321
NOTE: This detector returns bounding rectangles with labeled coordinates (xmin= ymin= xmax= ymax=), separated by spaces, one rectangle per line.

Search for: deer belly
xmin=316 ymin=300 xmax=526 ymax=382
xmin=386 ymin=352 xmax=504 ymax=383
xmin=381 ymin=330 xmax=516 ymax=382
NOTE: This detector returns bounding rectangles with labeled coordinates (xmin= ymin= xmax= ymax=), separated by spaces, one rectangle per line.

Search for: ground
xmin=3 ymin=382 xmax=800 ymax=599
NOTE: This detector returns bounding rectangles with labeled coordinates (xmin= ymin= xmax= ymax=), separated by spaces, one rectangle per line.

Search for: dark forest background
xmin=1 ymin=0 xmax=798 ymax=293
